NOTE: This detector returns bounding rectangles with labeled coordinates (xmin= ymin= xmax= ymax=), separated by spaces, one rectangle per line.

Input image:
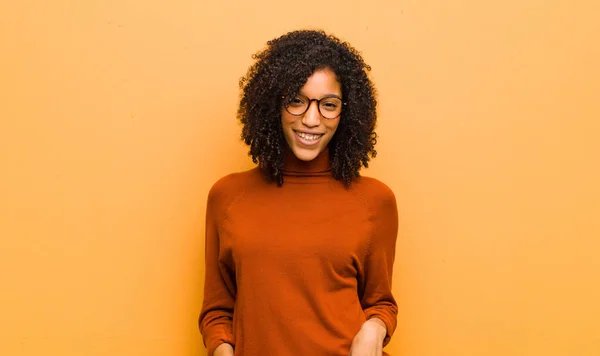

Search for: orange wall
xmin=1 ymin=0 xmax=599 ymax=355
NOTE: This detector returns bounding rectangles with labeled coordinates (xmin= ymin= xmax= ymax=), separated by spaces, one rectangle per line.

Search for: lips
xmin=294 ymin=130 xmax=324 ymax=146
xmin=295 ymin=131 xmax=323 ymax=141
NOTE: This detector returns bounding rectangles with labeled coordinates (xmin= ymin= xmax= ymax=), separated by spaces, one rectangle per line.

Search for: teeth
xmin=297 ymin=132 xmax=321 ymax=141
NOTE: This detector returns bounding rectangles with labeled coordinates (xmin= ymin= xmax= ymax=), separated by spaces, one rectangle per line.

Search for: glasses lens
xmin=285 ymin=95 xmax=309 ymax=115
xmin=319 ymin=98 xmax=342 ymax=119
xmin=284 ymin=94 xmax=343 ymax=119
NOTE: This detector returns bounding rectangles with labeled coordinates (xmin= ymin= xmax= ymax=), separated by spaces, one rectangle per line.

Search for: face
xmin=281 ymin=68 xmax=342 ymax=162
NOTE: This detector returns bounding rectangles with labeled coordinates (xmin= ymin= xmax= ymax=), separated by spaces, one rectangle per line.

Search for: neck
xmin=282 ymin=147 xmax=332 ymax=175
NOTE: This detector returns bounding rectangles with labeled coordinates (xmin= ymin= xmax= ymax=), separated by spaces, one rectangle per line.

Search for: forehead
xmin=299 ymin=68 xmax=342 ymax=96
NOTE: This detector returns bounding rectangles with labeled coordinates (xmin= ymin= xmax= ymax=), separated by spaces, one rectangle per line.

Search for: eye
xmin=321 ymin=100 xmax=340 ymax=111
xmin=288 ymin=96 xmax=307 ymax=107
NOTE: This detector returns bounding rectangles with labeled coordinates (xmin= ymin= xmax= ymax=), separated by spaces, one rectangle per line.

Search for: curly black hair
xmin=238 ymin=29 xmax=378 ymax=186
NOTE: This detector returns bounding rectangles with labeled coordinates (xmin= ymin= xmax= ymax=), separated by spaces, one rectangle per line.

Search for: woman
xmin=199 ymin=30 xmax=398 ymax=356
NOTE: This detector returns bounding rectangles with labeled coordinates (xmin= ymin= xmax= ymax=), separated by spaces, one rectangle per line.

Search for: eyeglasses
xmin=282 ymin=94 xmax=345 ymax=120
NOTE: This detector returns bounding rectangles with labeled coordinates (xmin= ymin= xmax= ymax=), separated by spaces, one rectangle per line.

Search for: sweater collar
xmin=282 ymin=147 xmax=332 ymax=176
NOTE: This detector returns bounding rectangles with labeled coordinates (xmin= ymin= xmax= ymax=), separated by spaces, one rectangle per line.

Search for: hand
xmin=213 ymin=343 xmax=234 ymax=356
xmin=348 ymin=318 xmax=387 ymax=356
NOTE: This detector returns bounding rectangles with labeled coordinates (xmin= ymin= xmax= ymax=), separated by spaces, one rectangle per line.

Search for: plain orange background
xmin=1 ymin=0 xmax=599 ymax=355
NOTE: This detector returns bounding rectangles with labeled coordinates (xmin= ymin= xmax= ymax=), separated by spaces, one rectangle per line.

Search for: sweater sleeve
xmin=199 ymin=184 xmax=236 ymax=355
xmin=359 ymin=184 xmax=399 ymax=346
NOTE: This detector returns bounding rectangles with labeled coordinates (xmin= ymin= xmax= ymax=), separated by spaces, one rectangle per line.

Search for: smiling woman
xmin=281 ymin=69 xmax=342 ymax=161
xmin=198 ymin=30 xmax=398 ymax=356
xmin=237 ymin=30 xmax=379 ymax=186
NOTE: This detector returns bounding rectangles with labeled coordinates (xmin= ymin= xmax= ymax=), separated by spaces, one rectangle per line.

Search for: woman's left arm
xmin=352 ymin=185 xmax=399 ymax=354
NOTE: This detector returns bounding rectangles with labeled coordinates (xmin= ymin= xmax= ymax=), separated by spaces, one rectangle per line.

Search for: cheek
xmin=325 ymin=119 xmax=341 ymax=135
xmin=281 ymin=111 xmax=294 ymax=128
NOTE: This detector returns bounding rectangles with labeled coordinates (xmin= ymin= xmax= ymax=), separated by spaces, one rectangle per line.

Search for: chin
xmin=290 ymin=146 xmax=321 ymax=161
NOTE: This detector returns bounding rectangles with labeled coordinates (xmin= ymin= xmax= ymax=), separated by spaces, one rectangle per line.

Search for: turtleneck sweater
xmin=199 ymin=149 xmax=399 ymax=356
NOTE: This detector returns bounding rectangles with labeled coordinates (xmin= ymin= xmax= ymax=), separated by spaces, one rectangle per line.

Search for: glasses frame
xmin=282 ymin=94 xmax=346 ymax=120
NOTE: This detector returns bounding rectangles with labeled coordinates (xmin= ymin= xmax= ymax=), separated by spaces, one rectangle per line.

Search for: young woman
xmin=199 ymin=30 xmax=398 ymax=356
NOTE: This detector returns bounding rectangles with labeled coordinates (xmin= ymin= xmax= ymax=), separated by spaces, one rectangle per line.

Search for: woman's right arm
xmin=199 ymin=183 xmax=236 ymax=356
xmin=213 ymin=343 xmax=234 ymax=356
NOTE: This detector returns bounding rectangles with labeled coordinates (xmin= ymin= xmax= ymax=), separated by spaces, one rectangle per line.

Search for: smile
xmin=295 ymin=131 xmax=323 ymax=141
xmin=293 ymin=130 xmax=324 ymax=146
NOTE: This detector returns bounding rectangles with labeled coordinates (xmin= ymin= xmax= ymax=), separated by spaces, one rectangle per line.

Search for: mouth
xmin=294 ymin=130 xmax=324 ymax=146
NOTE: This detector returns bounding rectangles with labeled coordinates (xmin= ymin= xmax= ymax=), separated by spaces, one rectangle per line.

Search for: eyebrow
xmin=298 ymin=91 xmax=342 ymax=100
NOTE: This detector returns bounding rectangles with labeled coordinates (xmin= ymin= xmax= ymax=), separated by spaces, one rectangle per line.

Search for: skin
xmin=213 ymin=69 xmax=387 ymax=356
xmin=349 ymin=318 xmax=388 ymax=356
xmin=213 ymin=343 xmax=234 ymax=356
xmin=281 ymin=68 xmax=341 ymax=161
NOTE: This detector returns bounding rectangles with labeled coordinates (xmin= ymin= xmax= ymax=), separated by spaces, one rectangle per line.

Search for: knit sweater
xmin=199 ymin=149 xmax=399 ymax=356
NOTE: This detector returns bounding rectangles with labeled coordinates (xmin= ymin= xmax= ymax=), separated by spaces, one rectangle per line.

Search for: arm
xmin=213 ymin=343 xmax=234 ymax=356
xmin=199 ymin=186 xmax=236 ymax=355
xmin=349 ymin=318 xmax=387 ymax=356
xmin=358 ymin=187 xmax=399 ymax=347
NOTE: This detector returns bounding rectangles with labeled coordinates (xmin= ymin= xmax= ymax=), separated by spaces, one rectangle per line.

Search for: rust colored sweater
xmin=199 ymin=149 xmax=398 ymax=356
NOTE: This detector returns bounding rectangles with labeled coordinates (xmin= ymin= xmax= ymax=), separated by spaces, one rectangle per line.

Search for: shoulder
xmin=352 ymin=176 xmax=399 ymax=238
xmin=207 ymin=167 xmax=264 ymax=209
xmin=349 ymin=175 xmax=398 ymax=217
xmin=352 ymin=175 xmax=396 ymax=202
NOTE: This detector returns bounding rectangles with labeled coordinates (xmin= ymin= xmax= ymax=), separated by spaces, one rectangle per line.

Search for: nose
xmin=302 ymin=100 xmax=321 ymax=128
